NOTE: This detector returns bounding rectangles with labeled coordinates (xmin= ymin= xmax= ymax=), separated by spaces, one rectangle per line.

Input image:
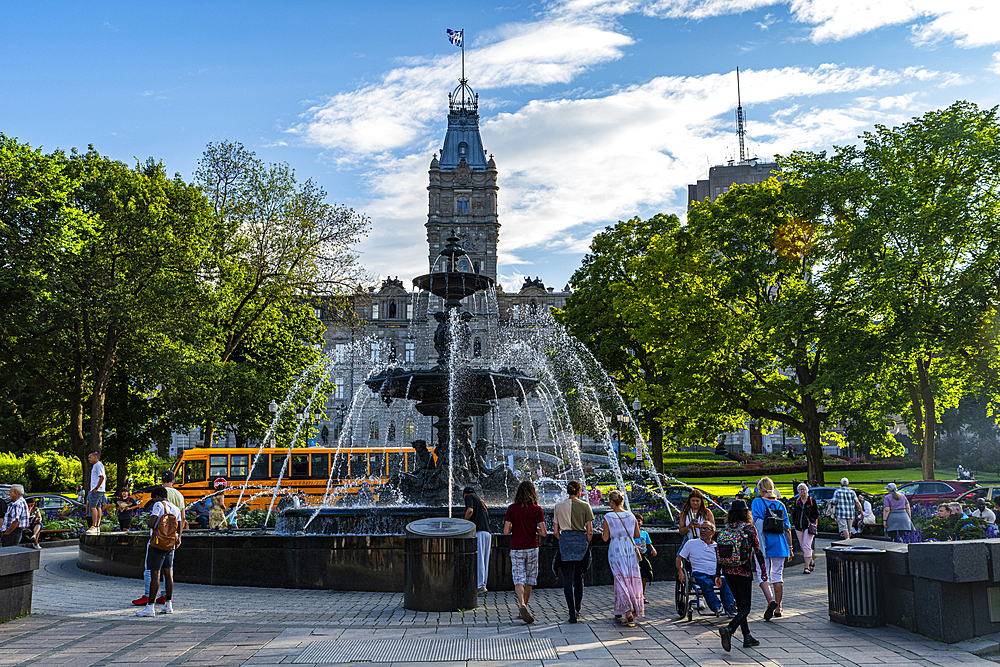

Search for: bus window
xmin=333 ymin=453 xmax=349 ymax=479
xmin=311 ymin=453 xmax=328 ymax=480
xmin=230 ymin=454 xmax=249 ymax=478
xmin=369 ymin=453 xmax=386 ymax=477
xmin=349 ymin=453 xmax=368 ymax=478
xmin=290 ymin=454 xmax=309 ymax=478
xmin=387 ymin=453 xmax=404 ymax=478
xmin=249 ymin=454 xmax=269 ymax=480
xmin=209 ymin=455 xmax=228 ymax=478
xmin=185 ymin=460 xmax=207 ymax=484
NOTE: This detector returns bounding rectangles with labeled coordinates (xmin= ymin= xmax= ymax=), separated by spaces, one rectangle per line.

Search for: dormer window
xmin=458 ymin=142 xmax=468 ymax=158
xmin=457 ymin=197 xmax=469 ymax=215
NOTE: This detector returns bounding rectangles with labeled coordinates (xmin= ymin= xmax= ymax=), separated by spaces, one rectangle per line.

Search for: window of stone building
xmin=369 ymin=418 xmax=379 ymax=441
xmin=458 ymin=259 xmax=470 ymax=271
xmin=405 ymin=342 xmax=415 ymax=363
xmin=387 ymin=422 xmax=396 ymax=442
xmin=314 ymin=308 xmax=322 ymax=320
xmin=389 ymin=344 xmax=397 ymax=362
xmin=404 ymin=417 xmax=416 ymax=440
xmin=473 ymin=337 xmax=482 ymax=357
xmin=388 ymin=301 xmax=397 ymax=318
xmin=370 ymin=341 xmax=380 ymax=364
xmin=334 ymin=378 xmax=344 ymax=400
xmin=458 ymin=141 xmax=468 ymax=158
xmin=371 ymin=303 xmax=379 ymax=319
xmin=513 ymin=417 xmax=523 ymax=441
xmin=334 ymin=344 xmax=347 ymax=364
xmin=406 ymin=303 xmax=413 ymax=319
xmin=473 ymin=261 xmax=480 ymax=274
xmin=457 ymin=197 xmax=468 ymax=215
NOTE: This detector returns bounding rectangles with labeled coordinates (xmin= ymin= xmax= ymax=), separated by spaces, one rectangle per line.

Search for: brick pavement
xmin=0 ymin=541 xmax=990 ymax=666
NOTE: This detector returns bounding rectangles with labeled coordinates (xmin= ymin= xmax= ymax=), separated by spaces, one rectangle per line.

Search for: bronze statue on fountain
xmin=365 ymin=234 xmax=536 ymax=504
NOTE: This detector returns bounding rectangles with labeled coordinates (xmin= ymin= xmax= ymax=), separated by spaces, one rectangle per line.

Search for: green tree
xmin=192 ymin=141 xmax=369 ymax=447
xmin=784 ymin=101 xmax=1000 ymax=479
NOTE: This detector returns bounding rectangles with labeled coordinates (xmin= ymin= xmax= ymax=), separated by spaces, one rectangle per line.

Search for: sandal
xmin=804 ymin=567 xmax=810 ymax=574
xmin=625 ymin=612 xmax=635 ymax=625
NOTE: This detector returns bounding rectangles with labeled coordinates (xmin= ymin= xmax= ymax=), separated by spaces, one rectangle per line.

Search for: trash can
xmin=404 ymin=517 xmax=478 ymax=612
xmin=825 ymin=545 xmax=885 ymax=627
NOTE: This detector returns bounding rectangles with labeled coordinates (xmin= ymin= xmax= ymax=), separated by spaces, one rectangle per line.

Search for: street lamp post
xmin=616 ymin=411 xmax=630 ymax=466
xmin=267 ymin=400 xmax=278 ymax=447
xmin=631 ymin=398 xmax=642 ymax=469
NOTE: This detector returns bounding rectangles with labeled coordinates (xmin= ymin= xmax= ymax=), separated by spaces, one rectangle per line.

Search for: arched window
xmin=369 ymin=418 xmax=379 ymax=441
xmin=333 ymin=417 xmax=343 ymax=440
xmin=513 ymin=417 xmax=523 ymax=441
xmin=529 ymin=300 xmax=538 ymax=314
xmin=473 ymin=337 xmax=482 ymax=357
xmin=388 ymin=301 xmax=397 ymax=318
xmin=404 ymin=417 xmax=416 ymax=440
xmin=458 ymin=259 xmax=470 ymax=272
xmin=387 ymin=422 xmax=396 ymax=442
xmin=458 ymin=141 xmax=468 ymax=158
xmin=457 ymin=197 xmax=469 ymax=215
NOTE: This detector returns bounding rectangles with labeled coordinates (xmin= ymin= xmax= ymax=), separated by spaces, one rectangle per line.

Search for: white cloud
xmin=990 ymin=52 xmax=1000 ymax=75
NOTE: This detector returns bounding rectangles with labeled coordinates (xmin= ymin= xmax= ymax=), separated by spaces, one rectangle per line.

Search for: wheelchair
xmin=674 ymin=558 xmax=732 ymax=621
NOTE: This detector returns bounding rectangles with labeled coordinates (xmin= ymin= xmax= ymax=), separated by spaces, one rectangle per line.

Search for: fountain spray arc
xmin=364 ymin=234 xmax=537 ymax=508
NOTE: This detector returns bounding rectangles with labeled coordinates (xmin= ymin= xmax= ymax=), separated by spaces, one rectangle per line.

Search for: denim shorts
xmin=88 ymin=492 xmax=107 ymax=507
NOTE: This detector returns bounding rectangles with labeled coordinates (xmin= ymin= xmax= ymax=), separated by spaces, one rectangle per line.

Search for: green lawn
xmin=675 ymin=466 xmax=957 ymax=499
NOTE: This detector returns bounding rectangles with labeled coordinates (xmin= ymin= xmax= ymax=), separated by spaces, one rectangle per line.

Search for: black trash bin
xmin=404 ymin=517 xmax=478 ymax=612
xmin=825 ymin=545 xmax=885 ymax=627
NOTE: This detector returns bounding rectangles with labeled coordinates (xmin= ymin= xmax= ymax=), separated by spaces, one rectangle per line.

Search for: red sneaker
xmin=155 ymin=596 xmax=167 ymax=604
xmin=132 ymin=596 xmax=149 ymax=606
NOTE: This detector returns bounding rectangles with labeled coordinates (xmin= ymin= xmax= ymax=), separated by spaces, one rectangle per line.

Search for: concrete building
xmin=687 ymin=158 xmax=778 ymax=210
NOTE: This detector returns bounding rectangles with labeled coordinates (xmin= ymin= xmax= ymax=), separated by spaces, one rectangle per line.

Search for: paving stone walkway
xmin=1 ymin=541 xmax=991 ymax=666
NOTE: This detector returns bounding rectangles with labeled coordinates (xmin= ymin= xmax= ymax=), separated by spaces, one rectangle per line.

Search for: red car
xmin=897 ymin=480 xmax=977 ymax=506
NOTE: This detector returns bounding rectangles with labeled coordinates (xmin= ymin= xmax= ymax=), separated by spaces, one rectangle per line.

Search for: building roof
xmin=438 ymin=79 xmax=489 ymax=171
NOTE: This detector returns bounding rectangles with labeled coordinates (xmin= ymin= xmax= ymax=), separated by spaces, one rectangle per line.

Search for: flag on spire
xmin=446 ymin=28 xmax=463 ymax=47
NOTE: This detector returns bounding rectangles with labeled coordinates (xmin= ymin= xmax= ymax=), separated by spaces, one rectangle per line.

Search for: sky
xmin=2 ymin=1 xmax=999 ymax=291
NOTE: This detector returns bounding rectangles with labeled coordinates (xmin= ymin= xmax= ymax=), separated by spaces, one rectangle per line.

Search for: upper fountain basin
xmin=413 ymin=272 xmax=494 ymax=305
xmin=366 ymin=366 xmax=539 ymax=416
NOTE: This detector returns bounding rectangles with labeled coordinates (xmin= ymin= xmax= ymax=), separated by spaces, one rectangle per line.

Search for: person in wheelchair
xmin=675 ymin=524 xmax=736 ymax=616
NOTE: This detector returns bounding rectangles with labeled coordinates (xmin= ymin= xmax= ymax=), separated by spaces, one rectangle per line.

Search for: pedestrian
xmin=160 ymin=470 xmax=186 ymax=511
xmin=751 ymin=477 xmax=791 ymax=618
xmin=791 ymin=483 xmax=819 ymax=573
xmin=676 ymin=523 xmax=736 ymax=615
xmin=553 ymin=479 xmax=594 ymax=624
xmin=85 ymin=451 xmax=107 ymax=535
xmin=973 ymin=497 xmax=996 ymax=525
xmin=948 ymin=501 xmax=967 ymax=518
xmin=634 ymin=513 xmax=657 ymax=602
xmin=937 ymin=502 xmax=952 ymax=518
xmin=829 ymin=477 xmax=863 ymax=540
xmin=209 ymin=497 xmax=228 ymax=530
xmin=735 ymin=481 xmax=750 ymax=500
xmin=717 ymin=499 xmax=767 ymax=652
xmin=679 ymin=489 xmax=715 ymax=544
xmin=115 ymin=488 xmax=140 ymax=532
xmin=188 ymin=498 xmax=210 ymax=529
xmin=26 ymin=498 xmax=44 ymax=549
xmin=463 ymin=486 xmax=491 ymax=595
xmin=602 ymin=489 xmax=643 ymax=625
xmin=882 ymin=483 xmax=914 ymax=541
xmin=1 ymin=485 xmax=28 ymax=547
xmin=135 ymin=486 xmax=182 ymax=617
xmin=503 ymin=480 xmax=547 ymax=624
xmin=75 ymin=484 xmax=87 ymax=505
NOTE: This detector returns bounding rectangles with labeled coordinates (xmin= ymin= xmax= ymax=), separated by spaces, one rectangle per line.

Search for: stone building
xmin=687 ymin=157 xmax=778 ymax=210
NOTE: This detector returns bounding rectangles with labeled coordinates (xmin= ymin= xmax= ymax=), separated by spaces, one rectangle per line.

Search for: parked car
xmin=26 ymin=494 xmax=86 ymax=515
xmin=957 ymin=486 xmax=1000 ymax=504
xmin=661 ymin=484 xmax=726 ymax=515
xmin=896 ymin=480 xmax=977 ymax=506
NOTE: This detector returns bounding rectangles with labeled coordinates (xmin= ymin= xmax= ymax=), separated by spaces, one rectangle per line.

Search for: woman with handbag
xmin=678 ymin=489 xmax=715 ymax=544
xmin=882 ymin=483 xmax=914 ymax=542
xmin=601 ymin=490 xmax=643 ymax=625
xmin=751 ymin=477 xmax=791 ymax=619
xmin=791 ymin=483 xmax=819 ymax=573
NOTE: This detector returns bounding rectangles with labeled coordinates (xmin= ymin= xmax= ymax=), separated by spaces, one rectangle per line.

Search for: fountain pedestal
xmin=403 ymin=518 xmax=478 ymax=612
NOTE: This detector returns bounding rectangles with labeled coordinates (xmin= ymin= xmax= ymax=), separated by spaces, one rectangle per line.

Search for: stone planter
xmin=0 ymin=546 xmax=40 ymax=622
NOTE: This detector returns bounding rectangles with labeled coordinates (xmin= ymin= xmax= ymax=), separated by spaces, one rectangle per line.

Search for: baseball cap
xmin=885 ymin=483 xmax=897 ymax=491
xmin=463 ymin=486 xmax=476 ymax=495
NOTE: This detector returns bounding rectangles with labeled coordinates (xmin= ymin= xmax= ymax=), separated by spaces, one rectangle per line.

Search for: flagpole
xmin=461 ymin=28 xmax=465 ymax=82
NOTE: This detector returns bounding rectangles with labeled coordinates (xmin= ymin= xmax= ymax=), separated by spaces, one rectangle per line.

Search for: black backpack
xmin=763 ymin=500 xmax=787 ymax=534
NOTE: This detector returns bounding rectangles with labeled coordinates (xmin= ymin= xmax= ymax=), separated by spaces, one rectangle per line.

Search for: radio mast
xmin=736 ymin=67 xmax=746 ymax=163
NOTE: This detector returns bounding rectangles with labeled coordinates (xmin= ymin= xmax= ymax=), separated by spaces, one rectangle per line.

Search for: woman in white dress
xmin=601 ymin=489 xmax=644 ymax=624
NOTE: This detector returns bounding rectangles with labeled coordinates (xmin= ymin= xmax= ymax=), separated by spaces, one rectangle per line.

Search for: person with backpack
xmin=751 ymin=477 xmax=792 ymax=619
xmin=716 ymin=499 xmax=766 ymax=652
xmin=136 ymin=486 xmax=182 ymax=617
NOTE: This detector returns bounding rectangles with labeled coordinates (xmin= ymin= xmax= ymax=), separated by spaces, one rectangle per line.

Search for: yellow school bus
xmin=137 ymin=446 xmax=423 ymax=511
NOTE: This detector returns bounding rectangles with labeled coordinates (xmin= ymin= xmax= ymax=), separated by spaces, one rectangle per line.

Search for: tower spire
xmin=736 ymin=67 xmax=746 ymax=164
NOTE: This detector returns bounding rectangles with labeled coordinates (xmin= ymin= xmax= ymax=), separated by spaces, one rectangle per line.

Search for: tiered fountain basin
xmin=77 ymin=522 xmax=683 ymax=592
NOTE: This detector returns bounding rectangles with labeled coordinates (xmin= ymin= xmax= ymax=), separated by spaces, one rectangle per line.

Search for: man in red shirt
xmin=503 ymin=480 xmax=547 ymax=624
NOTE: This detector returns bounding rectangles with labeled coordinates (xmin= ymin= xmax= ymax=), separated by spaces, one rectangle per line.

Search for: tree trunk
xmin=800 ymin=397 xmax=825 ymax=487
xmin=87 ymin=328 xmax=120 ymax=457
xmin=204 ymin=423 xmax=215 ymax=449
xmin=647 ymin=418 xmax=664 ymax=473
xmin=117 ymin=450 xmax=129 ymax=492
xmin=917 ymin=357 xmax=937 ymax=480
xmin=904 ymin=371 xmax=924 ymax=461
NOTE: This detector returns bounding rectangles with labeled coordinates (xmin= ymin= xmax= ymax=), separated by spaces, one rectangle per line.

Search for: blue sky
xmin=3 ymin=1 xmax=999 ymax=290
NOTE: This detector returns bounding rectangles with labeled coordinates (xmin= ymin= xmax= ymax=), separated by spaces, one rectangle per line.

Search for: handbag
xmin=615 ymin=512 xmax=642 ymax=555
xmin=807 ymin=521 xmax=818 ymax=535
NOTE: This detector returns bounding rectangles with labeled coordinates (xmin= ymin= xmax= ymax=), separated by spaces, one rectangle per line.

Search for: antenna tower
xmin=736 ymin=67 xmax=746 ymax=163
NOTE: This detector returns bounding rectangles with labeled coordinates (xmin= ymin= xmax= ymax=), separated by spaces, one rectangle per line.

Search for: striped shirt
xmin=831 ymin=487 xmax=859 ymax=520
xmin=2 ymin=496 xmax=28 ymax=532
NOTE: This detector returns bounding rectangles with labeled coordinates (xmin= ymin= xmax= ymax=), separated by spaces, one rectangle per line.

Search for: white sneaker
xmin=86 ymin=527 xmax=100 ymax=535
xmin=136 ymin=605 xmax=155 ymax=617
xmin=477 ymin=586 xmax=487 ymax=596
xmin=161 ymin=601 xmax=173 ymax=614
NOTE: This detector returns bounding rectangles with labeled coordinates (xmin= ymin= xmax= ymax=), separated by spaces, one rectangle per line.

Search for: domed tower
xmin=426 ymin=78 xmax=499 ymax=280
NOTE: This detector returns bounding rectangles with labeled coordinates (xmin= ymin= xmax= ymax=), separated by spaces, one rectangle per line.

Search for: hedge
xmin=673 ymin=460 xmax=908 ymax=478
xmin=0 ymin=451 xmax=173 ymax=493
